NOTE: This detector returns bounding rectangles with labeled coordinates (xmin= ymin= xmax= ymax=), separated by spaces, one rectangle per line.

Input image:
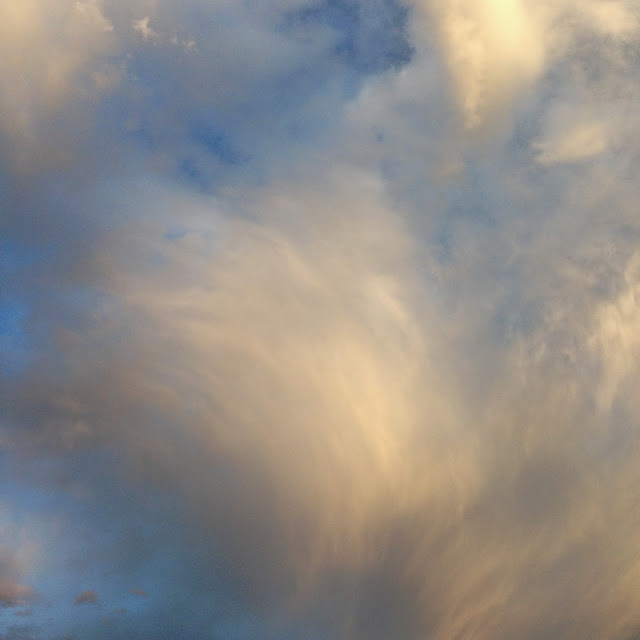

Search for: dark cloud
xmin=74 ymin=590 xmax=98 ymax=605
xmin=13 ymin=609 xmax=32 ymax=618
xmin=0 ymin=625 xmax=40 ymax=640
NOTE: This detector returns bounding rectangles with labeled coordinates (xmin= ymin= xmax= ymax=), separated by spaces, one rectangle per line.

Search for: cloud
xmin=413 ymin=0 xmax=544 ymax=129
xmin=406 ymin=0 xmax=640 ymax=131
xmin=132 ymin=16 xmax=158 ymax=41
xmin=5 ymin=161 xmax=640 ymax=639
xmin=0 ymin=0 xmax=118 ymax=172
xmin=590 ymin=252 xmax=640 ymax=409
xmin=535 ymin=120 xmax=609 ymax=165
xmin=0 ymin=552 xmax=35 ymax=609
xmin=582 ymin=0 xmax=639 ymax=38
xmin=2 ymin=0 xmax=640 ymax=639
xmin=0 ymin=625 xmax=40 ymax=640
xmin=74 ymin=589 xmax=99 ymax=605
xmin=0 ymin=581 xmax=33 ymax=608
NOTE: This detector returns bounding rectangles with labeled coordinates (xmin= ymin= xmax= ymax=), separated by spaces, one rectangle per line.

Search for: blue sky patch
xmin=283 ymin=0 xmax=413 ymax=74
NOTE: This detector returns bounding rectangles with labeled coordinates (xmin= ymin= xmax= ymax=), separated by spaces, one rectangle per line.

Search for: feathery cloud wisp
xmin=2 ymin=1 xmax=640 ymax=639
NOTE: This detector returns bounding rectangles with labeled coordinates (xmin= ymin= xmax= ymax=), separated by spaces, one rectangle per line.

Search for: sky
xmin=1 ymin=0 xmax=640 ymax=638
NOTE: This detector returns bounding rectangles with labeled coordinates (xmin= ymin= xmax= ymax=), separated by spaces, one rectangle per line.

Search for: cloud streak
xmin=2 ymin=1 xmax=640 ymax=639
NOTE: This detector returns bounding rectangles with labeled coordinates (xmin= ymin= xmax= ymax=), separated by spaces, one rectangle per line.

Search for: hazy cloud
xmin=0 ymin=581 xmax=33 ymax=609
xmin=2 ymin=1 xmax=640 ymax=639
xmin=132 ymin=16 xmax=159 ymax=41
xmin=0 ymin=553 xmax=34 ymax=609
xmin=74 ymin=590 xmax=98 ymax=605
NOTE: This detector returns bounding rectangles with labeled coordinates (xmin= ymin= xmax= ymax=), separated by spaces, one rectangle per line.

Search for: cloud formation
xmin=2 ymin=1 xmax=640 ymax=639
xmin=0 ymin=553 xmax=34 ymax=609
xmin=74 ymin=590 xmax=98 ymax=605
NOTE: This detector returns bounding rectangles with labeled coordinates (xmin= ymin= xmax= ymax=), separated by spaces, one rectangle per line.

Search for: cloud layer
xmin=2 ymin=1 xmax=640 ymax=639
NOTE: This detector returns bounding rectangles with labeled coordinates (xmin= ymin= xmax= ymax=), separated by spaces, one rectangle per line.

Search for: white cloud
xmin=2 ymin=0 xmax=640 ymax=638
xmin=405 ymin=0 xmax=639 ymax=131
xmin=132 ymin=16 xmax=159 ymax=41
xmin=410 ymin=0 xmax=545 ymax=129
xmin=535 ymin=120 xmax=609 ymax=165
xmin=0 ymin=0 xmax=118 ymax=171
xmin=582 ymin=0 xmax=638 ymax=38
xmin=591 ymin=253 xmax=640 ymax=409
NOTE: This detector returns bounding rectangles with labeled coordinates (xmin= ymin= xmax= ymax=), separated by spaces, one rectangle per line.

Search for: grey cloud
xmin=0 ymin=626 xmax=40 ymax=640
xmin=74 ymin=590 xmax=98 ymax=605
xmin=0 ymin=584 xmax=33 ymax=609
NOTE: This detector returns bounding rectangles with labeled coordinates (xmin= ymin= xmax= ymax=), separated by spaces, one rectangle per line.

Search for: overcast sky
xmin=2 ymin=1 xmax=640 ymax=639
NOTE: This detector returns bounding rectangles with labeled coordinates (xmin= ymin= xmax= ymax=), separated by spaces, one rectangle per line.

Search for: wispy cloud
xmin=1 ymin=1 xmax=640 ymax=639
